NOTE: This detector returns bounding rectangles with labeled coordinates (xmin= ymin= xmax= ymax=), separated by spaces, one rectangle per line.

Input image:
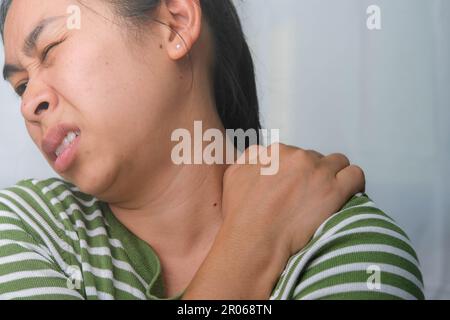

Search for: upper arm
xmin=291 ymin=197 xmax=424 ymax=300
xmin=0 ymin=203 xmax=84 ymax=300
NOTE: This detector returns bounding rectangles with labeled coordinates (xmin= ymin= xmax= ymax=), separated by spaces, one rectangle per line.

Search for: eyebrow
xmin=3 ymin=16 xmax=64 ymax=81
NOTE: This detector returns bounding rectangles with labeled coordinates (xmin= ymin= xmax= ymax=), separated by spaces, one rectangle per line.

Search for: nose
xmin=21 ymin=79 xmax=59 ymax=122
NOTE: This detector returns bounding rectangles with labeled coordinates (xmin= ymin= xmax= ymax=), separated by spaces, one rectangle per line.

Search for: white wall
xmin=235 ymin=0 xmax=450 ymax=299
xmin=1 ymin=0 xmax=449 ymax=299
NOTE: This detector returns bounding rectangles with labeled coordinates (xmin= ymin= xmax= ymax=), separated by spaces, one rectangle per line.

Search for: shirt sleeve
xmin=0 ymin=201 xmax=84 ymax=300
xmin=290 ymin=194 xmax=425 ymax=300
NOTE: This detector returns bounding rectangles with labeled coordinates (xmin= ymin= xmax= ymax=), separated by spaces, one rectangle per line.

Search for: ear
xmin=159 ymin=0 xmax=202 ymax=60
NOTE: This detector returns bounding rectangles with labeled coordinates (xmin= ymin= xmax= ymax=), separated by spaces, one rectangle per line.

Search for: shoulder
xmin=0 ymin=178 xmax=87 ymax=300
xmin=270 ymin=193 xmax=425 ymax=300
xmin=0 ymin=177 xmax=85 ymax=207
xmin=0 ymin=176 xmax=96 ymax=218
xmin=0 ymin=177 xmax=102 ymax=247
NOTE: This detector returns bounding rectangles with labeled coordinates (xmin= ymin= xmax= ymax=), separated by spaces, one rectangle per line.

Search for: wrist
xmin=183 ymin=222 xmax=290 ymax=300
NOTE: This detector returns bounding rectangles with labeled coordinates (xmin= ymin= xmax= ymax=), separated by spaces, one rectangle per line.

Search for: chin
xmin=66 ymin=166 xmax=115 ymax=198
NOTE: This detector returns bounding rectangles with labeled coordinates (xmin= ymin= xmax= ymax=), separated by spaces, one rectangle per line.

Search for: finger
xmin=319 ymin=153 xmax=351 ymax=175
xmin=335 ymin=165 xmax=366 ymax=199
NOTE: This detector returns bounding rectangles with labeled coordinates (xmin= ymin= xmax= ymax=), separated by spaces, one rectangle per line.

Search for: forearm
xmin=182 ymin=224 xmax=289 ymax=300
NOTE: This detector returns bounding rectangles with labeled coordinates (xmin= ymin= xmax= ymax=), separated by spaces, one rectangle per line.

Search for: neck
xmin=106 ymin=85 xmax=232 ymax=260
xmin=110 ymin=162 xmax=228 ymax=258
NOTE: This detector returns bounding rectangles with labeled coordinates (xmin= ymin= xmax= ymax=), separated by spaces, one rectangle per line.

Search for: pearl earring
xmin=176 ymin=44 xmax=182 ymax=50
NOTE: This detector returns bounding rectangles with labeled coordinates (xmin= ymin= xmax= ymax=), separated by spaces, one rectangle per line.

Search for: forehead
xmin=3 ymin=0 xmax=74 ymax=62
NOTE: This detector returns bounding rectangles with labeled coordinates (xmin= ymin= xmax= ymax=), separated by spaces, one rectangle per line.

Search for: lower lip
xmin=54 ymin=136 xmax=81 ymax=173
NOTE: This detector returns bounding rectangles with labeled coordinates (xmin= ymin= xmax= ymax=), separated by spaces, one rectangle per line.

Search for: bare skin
xmin=2 ymin=0 xmax=365 ymax=298
xmin=4 ymin=0 xmax=226 ymax=295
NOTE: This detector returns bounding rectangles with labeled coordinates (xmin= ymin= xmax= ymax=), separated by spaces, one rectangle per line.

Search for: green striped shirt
xmin=0 ymin=177 xmax=424 ymax=300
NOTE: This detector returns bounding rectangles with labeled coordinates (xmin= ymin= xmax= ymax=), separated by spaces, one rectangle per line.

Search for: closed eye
xmin=13 ymin=40 xmax=65 ymax=97
xmin=15 ymin=81 xmax=28 ymax=97
xmin=41 ymin=39 xmax=65 ymax=62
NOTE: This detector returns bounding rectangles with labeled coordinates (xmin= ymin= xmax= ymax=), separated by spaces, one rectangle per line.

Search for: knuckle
xmin=284 ymin=144 xmax=305 ymax=153
xmin=350 ymin=165 xmax=366 ymax=183
xmin=291 ymin=150 xmax=315 ymax=171
xmin=293 ymin=148 xmax=310 ymax=161
xmin=333 ymin=153 xmax=350 ymax=166
xmin=306 ymin=149 xmax=324 ymax=159
xmin=283 ymin=145 xmax=304 ymax=161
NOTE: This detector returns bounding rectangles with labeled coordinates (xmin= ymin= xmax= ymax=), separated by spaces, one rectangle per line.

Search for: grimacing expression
xmin=2 ymin=0 xmax=193 ymax=198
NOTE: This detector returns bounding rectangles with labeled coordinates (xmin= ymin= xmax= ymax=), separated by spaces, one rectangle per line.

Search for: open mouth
xmin=53 ymin=131 xmax=81 ymax=173
xmin=42 ymin=123 xmax=82 ymax=173
xmin=55 ymin=130 xmax=81 ymax=158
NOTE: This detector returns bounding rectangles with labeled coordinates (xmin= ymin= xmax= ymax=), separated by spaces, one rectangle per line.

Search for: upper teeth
xmin=55 ymin=131 xmax=80 ymax=157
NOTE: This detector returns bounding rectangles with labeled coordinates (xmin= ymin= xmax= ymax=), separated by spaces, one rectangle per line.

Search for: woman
xmin=0 ymin=0 xmax=424 ymax=300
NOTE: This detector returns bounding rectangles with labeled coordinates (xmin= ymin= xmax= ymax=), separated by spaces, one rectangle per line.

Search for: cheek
xmin=50 ymin=45 xmax=129 ymax=131
xmin=53 ymin=45 xmax=115 ymax=102
xmin=49 ymin=36 xmax=176 ymax=156
xmin=57 ymin=42 xmax=146 ymax=116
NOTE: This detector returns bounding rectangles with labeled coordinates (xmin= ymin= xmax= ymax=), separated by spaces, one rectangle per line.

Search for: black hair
xmin=1 ymin=0 xmax=262 ymax=147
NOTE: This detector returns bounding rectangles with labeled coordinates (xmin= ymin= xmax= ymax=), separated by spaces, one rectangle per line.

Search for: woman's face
xmin=3 ymin=0 xmax=191 ymax=198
